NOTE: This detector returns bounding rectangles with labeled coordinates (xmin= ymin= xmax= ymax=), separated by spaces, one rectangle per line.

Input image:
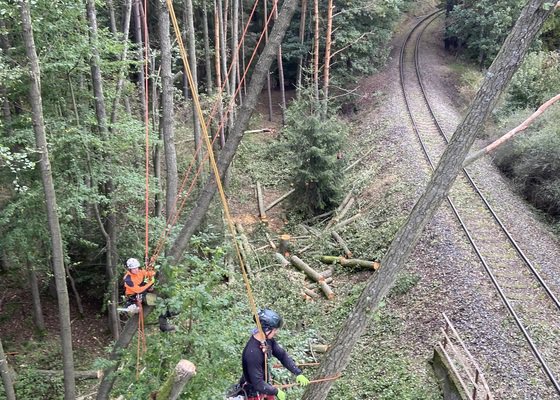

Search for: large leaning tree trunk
xmin=168 ymin=0 xmax=299 ymax=263
xmin=302 ymin=1 xmax=555 ymax=399
xmin=19 ymin=1 xmax=76 ymax=398
xmin=156 ymin=0 xmax=179 ymax=219
xmin=0 ymin=337 xmax=16 ymax=400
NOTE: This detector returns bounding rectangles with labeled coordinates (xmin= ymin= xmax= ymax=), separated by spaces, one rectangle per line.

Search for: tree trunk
xmin=110 ymin=0 xmax=132 ymax=125
xmin=264 ymin=0 xmax=273 ymax=121
xmin=168 ymin=0 xmax=299 ymax=262
xmin=157 ymin=0 xmax=179 ymax=219
xmin=296 ymin=0 xmax=308 ymax=97
xmin=0 ymin=338 xmax=16 ymax=400
xmin=96 ymin=310 xmax=149 ymax=400
xmin=26 ymin=257 xmax=46 ymax=332
xmin=273 ymin=0 xmax=286 ymax=125
xmin=202 ymin=0 xmax=214 ymax=91
xmin=322 ymin=0 xmax=333 ymax=116
xmin=312 ymin=0 xmax=319 ymax=101
xmin=214 ymin=0 xmax=225 ymax=147
xmin=185 ymin=0 xmax=203 ymax=169
xmin=86 ymin=0 xmax=120 ymax=340
xmin=19 ymin=1 xmax=76 ymax=397
xmin=106 ymin=0 xmax=117 ymax=34
xmin=0 ymin=17 xmax=12 ymax=136
xmin=132 ymin=0 xmax=147 ymax=118
xmin=302 ymin=1 xmax=555 ymax=398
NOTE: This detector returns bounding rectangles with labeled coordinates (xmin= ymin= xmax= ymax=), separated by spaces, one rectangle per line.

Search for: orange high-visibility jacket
xmin=123 ymin=269 xmax=155 ymax=296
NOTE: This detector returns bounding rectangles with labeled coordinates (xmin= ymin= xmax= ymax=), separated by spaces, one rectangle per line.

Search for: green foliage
xmin=505 ymin=51 xmax=560 ymax=110
xmin=493 ymin=105 xmax=560 ymax=219
xmin=446 ymin=0 xmax=525 ymax=66
xmin=280 ymin=94 xmax=348 ymax=216
xmin=12 ymin=369 xmax=65 ymax=400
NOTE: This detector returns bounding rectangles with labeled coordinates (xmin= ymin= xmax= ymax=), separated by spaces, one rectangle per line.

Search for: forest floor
xmin=3 ymin=2 xmax=560 ymax=400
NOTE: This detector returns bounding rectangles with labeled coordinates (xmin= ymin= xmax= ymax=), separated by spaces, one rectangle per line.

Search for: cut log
xmin=274 ymin=252 xmax=291 ymax=268
xmin=321 ymin=269 xmax=333 ymax=279
xmin=235 ymin=223 xmax=253 ymax=277
xmin=303 ymin=288 xmax=319 ymax=299
xmin=256 ymin=182 xmax=268 ymax=224
xmin=265 ymin=188 xmax=296 ymax=211
xmin=310 ymin=344 xmax=329 ymax=353
xmin=319 ymin=256 xmax=379 ymax=270
xmin=331 ymin=231 xmax=352 ymax=258
xmin=155 ymin=360 xmax=196 ymax=400
xmin=290 ymin=256 xmax=334 ymax=299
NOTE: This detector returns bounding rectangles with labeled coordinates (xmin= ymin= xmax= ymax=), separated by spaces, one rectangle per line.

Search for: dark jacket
xmin=239 ymin=335 xmax=302 ymax=396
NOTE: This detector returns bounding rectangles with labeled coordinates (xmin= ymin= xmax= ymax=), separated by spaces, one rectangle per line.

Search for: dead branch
xmin=235 ymin=223 xmax=253 ymax=277
xmin=265 ymin=232 xmax=277 ymax=249
xmin=463 ymin=93 xmax=560 ymax=167
xmin=256 ymin=182 xmax=268 ymax=224
xmin=265 ymin=188 xmax=296 ymax=211
xmin=319 ymin=256 xmax=379 ymax=270
xmin=331 ymin=231 xmax=352 ymax=258
xmin=244 ymin=128 xmax=273 ymax=134
xmin=331 ymin=213 xmax=361 ymax=231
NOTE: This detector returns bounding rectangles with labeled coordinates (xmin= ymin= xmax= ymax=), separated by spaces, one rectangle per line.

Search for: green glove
xmin=296 ymin=374 xmax=310 ymax=386
xmin=276 ymin=388 xmax=286 ymax=400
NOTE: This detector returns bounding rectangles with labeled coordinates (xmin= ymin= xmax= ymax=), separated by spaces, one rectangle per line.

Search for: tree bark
xmin=86 ymin=0 xmax=120 ymax=340
xmin=96 ymin=309 xmax=150 ymax=400
xmin=19 ymin=1 xmax=76 ymax=397
xmin=185 ymin=0 xmax=203 ymax=169
xmin=0 ymin=338 xmax=16 ymax=400
xmin=155 ymin=360 xmax=196 ymax=400
xmin=296 ymin=0 xmax=308 ymax=96
xmin=0 ymin=17 xmax=12 ymax=136
xmin=264 ymin=0 xmax=273 ymax=121
xmin=168 ymin=0 xmax=299 ymax=263
xmin=322 ymin=0 xmax=333 ymax=116
xmin=110 ymin=0 xmax=132 ymax=125
xmin=132 ymin=0 xmax=147 ymax=118
xmin=302 ymin=1 xmax=555 ymax=398
xmin=312 ymin=0 xmax=320 ymax=101
xmin=273 ymin=0 xmax=286 ymax=125
xmin=156 ymin=0 xmax=179 ymax=219
xmin=27 ymin=257 xmax=46 ymax=331
xmin=202 ymin=0 xmax=214 ymax=91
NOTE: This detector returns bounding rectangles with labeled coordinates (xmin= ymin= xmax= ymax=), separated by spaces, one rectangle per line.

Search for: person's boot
xmin=158 ymin=315 xmax=176 ymax=332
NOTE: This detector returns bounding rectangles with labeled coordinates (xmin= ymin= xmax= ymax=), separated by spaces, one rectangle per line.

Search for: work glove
xmin=276 ymin=388 xmax=286 ymax=400
xmin=296 ymin=374 xmax=310 ymax=386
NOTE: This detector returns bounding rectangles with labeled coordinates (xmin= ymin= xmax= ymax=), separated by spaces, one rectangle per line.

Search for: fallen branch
xmin=35 ymin=370 xmax=102 ymax=380
xmin=265 ymin=188 xmax=296 ymax=212
xmin=256 ymin=182 xmax=268 ymax=224
xmin=319 ymin=256 xmax=380 ymax=270
xmin=274 ymin=252 xmax=291 ymax=268
xmin=463 ymin=93 xmax=560 ymax=167
xmin=331 ymin=231 xmax=352 ymax=258
xmin=326 ymin=193 xmax=354 ymax=229
xmin=290 ymin=256 xmax=334 ymax=299
xmin=235 ymin=223 xmax=253 ymax=277
xmin=343 ymin=146 xmax=376 ymax=172
xmin=244 ymin=128 xmax=273 ymax=134
xmin=265 ymin=232 xmax=277 ymax=250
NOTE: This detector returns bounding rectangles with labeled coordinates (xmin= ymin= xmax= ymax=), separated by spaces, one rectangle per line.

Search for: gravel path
xmin=353 ymin=10 xmax=560 ymax=400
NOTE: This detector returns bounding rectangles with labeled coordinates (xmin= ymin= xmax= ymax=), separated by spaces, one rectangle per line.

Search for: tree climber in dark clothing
xmin=238 ymin=309 xmax=310 ymax=400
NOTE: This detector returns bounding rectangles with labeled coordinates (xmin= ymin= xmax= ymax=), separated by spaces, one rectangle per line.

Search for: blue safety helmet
xmin=255 ymin=308 xmax=283 ymax=331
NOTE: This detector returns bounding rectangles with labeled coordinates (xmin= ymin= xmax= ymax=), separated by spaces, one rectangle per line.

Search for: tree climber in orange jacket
xmin=123 ymin=258 xmax=175 ymax=332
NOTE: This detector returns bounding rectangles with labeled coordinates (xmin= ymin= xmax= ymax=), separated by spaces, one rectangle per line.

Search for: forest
xmin=1 ymin=0 xmax=560 ymax=398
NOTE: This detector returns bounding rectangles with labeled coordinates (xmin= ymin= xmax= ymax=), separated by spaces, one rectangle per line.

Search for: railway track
xmin=399 ymin=11 xmax=560 ymax=395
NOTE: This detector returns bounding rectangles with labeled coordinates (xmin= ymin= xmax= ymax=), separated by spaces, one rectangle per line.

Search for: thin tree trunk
xmin=0 ymin=17 xmax=12 ymax=135
xmin=86 ymin=0 xmax=120 ymax=340
xmin=27 ymin=257 xmax=46 ymax=331
xmin=110 ymin=0 xmax=132 ymax=125
xmin=169 ymin=0 xmax=299 ymax=262
xmin=157 ymin=0 xmax=179 ymax=219
xmin=264 ymin=0 xmax=273 ymax=121
xmin=273 ymin=0 xmax=286 ymax=125
xmin=202 ymin=0 xmax=213 ymax=92
xmin=313 ymin=0 xmax=319 ymax=102
xmin=218 ymin=0 xmax=230 ymax=98
xmin=185 ymin=0 xmax=203 ymax=169
xmin=322 ymin=0 xmax=333 ymax=117
xmin=0 ymin=338 xmax=16 ymax=400
xmin=214 ymin=0 xmax=225 ymax=147
xmin=302 ymin=1 xmax=555 ymax=398
xmin=296 ymin=0 xmax=307 ymax=96
xmin=19 ymin=1 xmax=76 ymax=397
xmin=106 ymin=0 xmax=118 ymax=34
xmin=132 ymin=0 xmax=147 ymax=118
